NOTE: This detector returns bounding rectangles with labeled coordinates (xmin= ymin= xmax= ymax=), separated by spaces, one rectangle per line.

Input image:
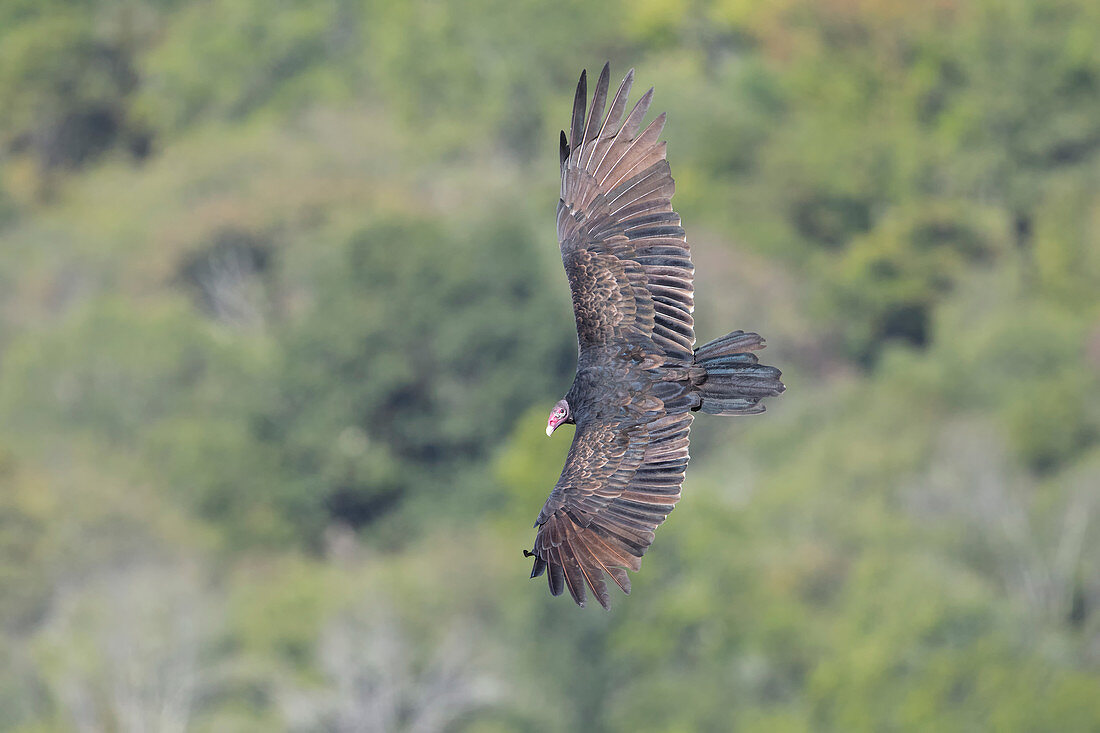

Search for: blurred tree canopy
xmin=0 ymin=0 xmax=1098 ymax=731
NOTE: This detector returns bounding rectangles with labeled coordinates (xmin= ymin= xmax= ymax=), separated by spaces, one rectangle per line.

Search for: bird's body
xmin=529 ymin=64 xmax=785 ymax=608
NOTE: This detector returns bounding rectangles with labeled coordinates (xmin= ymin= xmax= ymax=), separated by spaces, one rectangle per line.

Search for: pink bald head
xmin=546 ymin=399 xmax=570 ymax=436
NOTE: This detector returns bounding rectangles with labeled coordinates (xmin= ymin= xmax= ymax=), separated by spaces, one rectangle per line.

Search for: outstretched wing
xmin=557 ymin=64 xmax=695 ymax=365
xmin=528 ymin=378 xmax=698 ymax=609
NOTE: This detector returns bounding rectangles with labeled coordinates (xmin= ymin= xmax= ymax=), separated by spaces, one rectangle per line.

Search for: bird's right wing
xmin=528 ymin=397 xmax=694 ymax=609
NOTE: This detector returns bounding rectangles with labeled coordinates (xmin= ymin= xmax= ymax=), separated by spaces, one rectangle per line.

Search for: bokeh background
xmin=1 ymin=0 xmax=1099 ymax=730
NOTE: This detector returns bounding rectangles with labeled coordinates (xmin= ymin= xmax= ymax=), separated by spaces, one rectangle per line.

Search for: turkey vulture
xmin=525 ymin=64 xmax=785 ymax=609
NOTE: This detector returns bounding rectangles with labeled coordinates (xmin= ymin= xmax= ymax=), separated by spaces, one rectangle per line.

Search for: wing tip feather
xmin=570 ymin=68 xmax=588 ymax=150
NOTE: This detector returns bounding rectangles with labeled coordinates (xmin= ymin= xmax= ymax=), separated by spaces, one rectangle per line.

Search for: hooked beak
xmin=547 ymin=399 xmax=569 ymax=437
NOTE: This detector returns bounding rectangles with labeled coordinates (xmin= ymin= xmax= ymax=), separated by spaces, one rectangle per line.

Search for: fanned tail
xmin=693 ymin=331 xmax=785 ymax=415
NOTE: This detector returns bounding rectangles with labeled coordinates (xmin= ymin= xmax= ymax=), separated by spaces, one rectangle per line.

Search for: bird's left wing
xmin=557 ymin=64 xmax=695 ymax=365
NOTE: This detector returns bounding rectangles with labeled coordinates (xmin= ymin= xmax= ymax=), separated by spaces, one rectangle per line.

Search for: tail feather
xmin=693 ymin=330 xmax=785 ymax=415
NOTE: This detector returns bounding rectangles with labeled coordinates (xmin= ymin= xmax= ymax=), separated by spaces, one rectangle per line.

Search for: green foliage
xmin=0 ymin=6 xmax=153 ymax=179
xmin=138 ymin=0 xmax=362 ymax=132
xmin=1 ymin=0 xmax=1099 ymax=730
xmin=830 ymin=202 xmax=1007 ymax=359
xmin=0 ymin=299 xmax=250 ymax=442
xmin=0 ymin=449 xmax=54 ymax=631
xmin=253 ymin=212 xmax=574 ymax=542
xmin=363 ymin=0 xmax=625 ymax=159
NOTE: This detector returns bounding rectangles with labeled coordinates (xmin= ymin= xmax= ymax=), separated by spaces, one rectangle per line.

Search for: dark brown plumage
xmin=528 ymin=64 xmax=785 ymax=609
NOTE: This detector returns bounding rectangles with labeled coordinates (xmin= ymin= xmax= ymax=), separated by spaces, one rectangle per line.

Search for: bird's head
xmin=546 ymin=399 xmax=571 ymax=437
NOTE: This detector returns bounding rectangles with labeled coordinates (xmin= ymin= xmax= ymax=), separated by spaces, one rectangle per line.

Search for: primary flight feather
xmin=527 ymin=64 xmax=785 ymax=609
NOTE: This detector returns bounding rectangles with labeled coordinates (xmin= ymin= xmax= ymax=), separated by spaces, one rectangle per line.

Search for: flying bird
xmin=525 ymin=64 xmax=785 ymax=609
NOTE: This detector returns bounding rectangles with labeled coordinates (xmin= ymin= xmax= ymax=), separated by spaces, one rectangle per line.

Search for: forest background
xmin=1 ymin=0 xmax=1099 ymax=730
